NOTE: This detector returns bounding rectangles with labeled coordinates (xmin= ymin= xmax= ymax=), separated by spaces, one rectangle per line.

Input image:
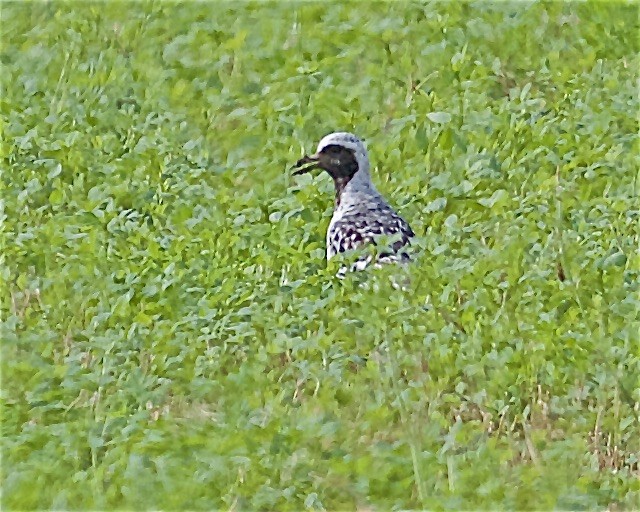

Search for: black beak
xmin=292 ymin=153 xmax=320 ymax=176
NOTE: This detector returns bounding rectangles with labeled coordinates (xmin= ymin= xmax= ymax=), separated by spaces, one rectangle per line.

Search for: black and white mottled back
xmin=293 ymin=131 xmax=414 ymax=269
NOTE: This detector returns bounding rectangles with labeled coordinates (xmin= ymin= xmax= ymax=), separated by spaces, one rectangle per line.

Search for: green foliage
xmin=2 ymin=1 xmax=638 ymax=509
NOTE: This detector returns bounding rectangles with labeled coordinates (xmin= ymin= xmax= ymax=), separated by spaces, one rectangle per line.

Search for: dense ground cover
xmin=2 ymin=1 xmax=639 ymax=509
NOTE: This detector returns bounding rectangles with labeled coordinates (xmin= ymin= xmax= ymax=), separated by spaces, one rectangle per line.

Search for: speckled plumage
xmin=293 ymin=132 xmax=414 ymax=269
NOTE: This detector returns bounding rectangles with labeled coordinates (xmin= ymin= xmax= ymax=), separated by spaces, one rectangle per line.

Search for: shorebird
xmin=292 ymin=132 xmax=414 ymax=271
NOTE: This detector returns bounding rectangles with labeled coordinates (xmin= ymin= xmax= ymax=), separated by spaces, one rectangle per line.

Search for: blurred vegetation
xmin=1 ymin=1 xmax=638 ymax=509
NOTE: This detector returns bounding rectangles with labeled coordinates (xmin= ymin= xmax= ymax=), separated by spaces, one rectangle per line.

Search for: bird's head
xmin=292 ymin=132 xmax=370 ymax=183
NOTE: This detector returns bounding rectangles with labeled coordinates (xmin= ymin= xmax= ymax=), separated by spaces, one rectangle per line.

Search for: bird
xmin=292 ymin=132 xmax=414 ymax=271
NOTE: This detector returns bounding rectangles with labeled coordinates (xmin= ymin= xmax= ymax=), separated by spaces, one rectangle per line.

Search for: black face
xmin=292 ymin=143 xmax=360 ymax=205
xmin=317 ymin=144 xmax=358 ymax=179
xmin=292 ymin=144 xmax=359 ymax=178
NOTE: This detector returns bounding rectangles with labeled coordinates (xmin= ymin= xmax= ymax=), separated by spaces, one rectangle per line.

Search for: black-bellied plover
xmin=293 ymin=132 xmax=414 ymax=270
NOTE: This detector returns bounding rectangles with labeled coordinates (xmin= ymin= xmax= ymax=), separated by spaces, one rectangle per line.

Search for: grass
xmin=1 ymin=1 xmax=639 ymax=509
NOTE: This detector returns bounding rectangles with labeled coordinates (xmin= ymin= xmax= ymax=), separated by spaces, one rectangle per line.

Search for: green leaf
xmin=477 ymin=189 xmax=508 ymax=208
xmin=427 ymin=111 xmax=452 ymax=124
xmin=600 ymin=251 xmax=627 ymax=270
xmin=425 ymin=197 xmax=447 ymax=213
xmin=49 ymin=189 xmax=63 ymax=204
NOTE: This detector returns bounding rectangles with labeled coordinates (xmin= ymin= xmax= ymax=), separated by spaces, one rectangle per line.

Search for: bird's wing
xmin=328 ymin=205 xmax=414 ymax=259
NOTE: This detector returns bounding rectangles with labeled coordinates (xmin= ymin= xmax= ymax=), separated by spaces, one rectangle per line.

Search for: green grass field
xmin=2 ymin=1 xmax=639 ymax=509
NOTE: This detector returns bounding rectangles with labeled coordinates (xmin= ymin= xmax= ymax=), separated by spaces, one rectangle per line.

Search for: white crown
xmin=316 ymin=132 xmax=367 ymax=156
